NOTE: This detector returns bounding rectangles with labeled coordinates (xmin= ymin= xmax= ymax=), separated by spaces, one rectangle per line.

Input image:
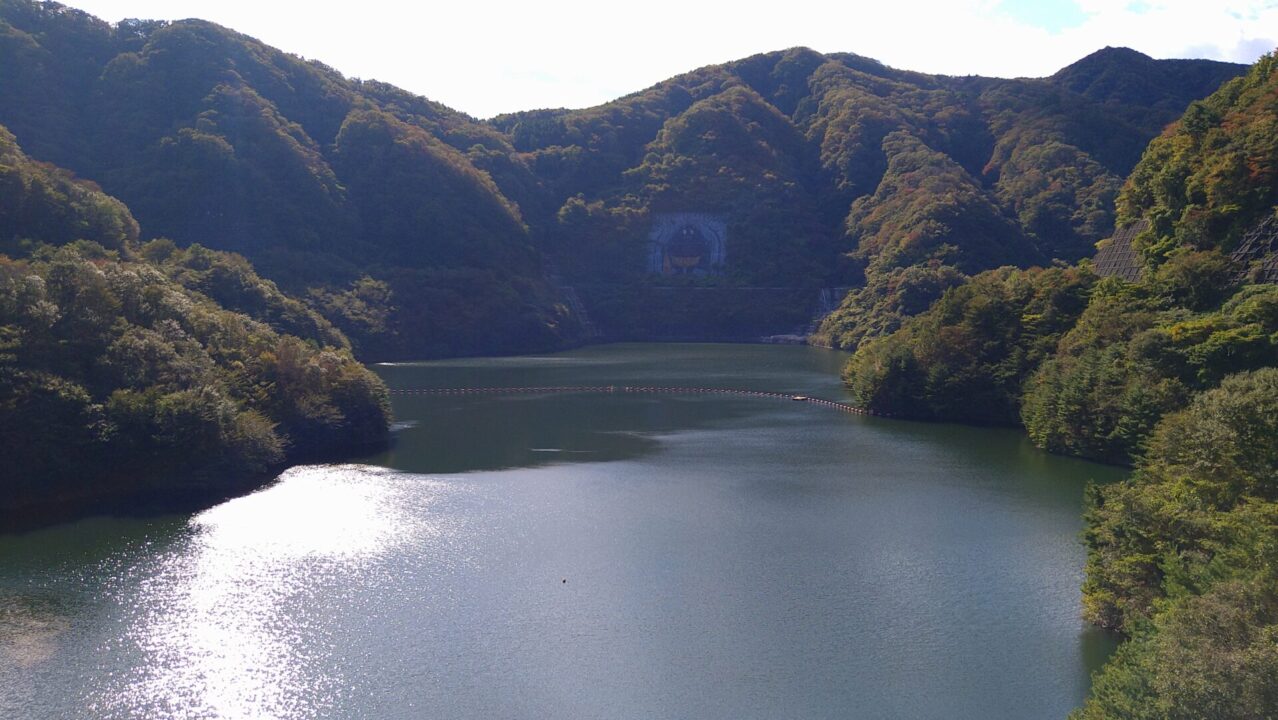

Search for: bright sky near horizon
xmin=59 ymin=0 xmax=1278 ymax=118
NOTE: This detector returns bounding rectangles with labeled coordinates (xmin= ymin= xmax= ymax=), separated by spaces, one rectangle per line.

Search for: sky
xmin=60 ymin=0 xmax=1278 ymax=118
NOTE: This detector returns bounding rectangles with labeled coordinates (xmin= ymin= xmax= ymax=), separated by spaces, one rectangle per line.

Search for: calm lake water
xmin=0 ymin=343 xmax=1123 ymax=719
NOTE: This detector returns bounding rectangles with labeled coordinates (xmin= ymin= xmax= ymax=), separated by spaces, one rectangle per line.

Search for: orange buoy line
xmin=386 ymin=385 xmax=871 ymax=415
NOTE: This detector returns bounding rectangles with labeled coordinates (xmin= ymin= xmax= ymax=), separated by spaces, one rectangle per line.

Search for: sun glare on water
xmin=92 ymin=465 xmax=439 ymax=719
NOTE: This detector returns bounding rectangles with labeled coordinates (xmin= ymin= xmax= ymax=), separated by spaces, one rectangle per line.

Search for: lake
xmin=0 ymin=343 xmax=1123 ymax=719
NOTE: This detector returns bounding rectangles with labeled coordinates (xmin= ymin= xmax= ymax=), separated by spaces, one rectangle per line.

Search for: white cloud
xmin=57 ymin=0 xmax=1278 ymax=117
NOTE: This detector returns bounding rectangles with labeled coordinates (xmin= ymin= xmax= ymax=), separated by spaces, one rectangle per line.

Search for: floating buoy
xmin=388 ymin=386 xmax=868 ymax=415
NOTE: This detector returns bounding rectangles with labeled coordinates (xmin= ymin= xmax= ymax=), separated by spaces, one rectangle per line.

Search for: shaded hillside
xmin=1052 ymin=46 xmax=1246 ymax=119
xmin=490 ymin=43 xmax=1242 ymax=343
xmin=0 ymin=124 xmax=138 ymax=256
xmin=0 ymin=1 xmax=1247 ymax=348
xmin=499 ymin=48 xmax=1240 ymax=275
xmin=0 ymin=125 xmax=390 ymax=522
xmin=0 ymin=0 xmax=576 ymax=359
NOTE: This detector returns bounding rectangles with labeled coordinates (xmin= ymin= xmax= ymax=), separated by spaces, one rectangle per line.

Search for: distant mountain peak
xmin=1075 ymin=46 xmax=1154 ymax=62
xmin=1050 ymin=45 xmax=1244 ymax=110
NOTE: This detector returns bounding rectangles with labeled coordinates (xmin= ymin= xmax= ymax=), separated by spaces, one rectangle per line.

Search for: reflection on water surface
xmin=0 ymin=344 xmax=1123 ymax=720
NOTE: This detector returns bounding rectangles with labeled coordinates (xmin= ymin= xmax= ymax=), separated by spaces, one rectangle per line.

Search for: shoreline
xmin=0 ymin=438 xmax=390 ymax=535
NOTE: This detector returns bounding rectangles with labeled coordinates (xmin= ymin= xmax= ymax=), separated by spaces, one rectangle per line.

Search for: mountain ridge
xmin=0 ymin=0 xmax=1251 ymax=352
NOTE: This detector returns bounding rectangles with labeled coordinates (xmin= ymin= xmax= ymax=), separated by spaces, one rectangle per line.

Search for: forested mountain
xmin=496 ymin=45 xmax=1239 ymax=342
xmin=0 ymin=0 xmax=576 ymax=359
xmin=0 ymin=123 xmax=389 ymax=520
xmin=0 ymin=0 xmax=1245 ymax=348
xmin=0 ymin=0 xmax=1257 ymax=481
xmin=835 ymin=51 xmax=1278 ymax=718
xmin=841 ymin=49 xmax=1278 ymax=462
xmin=1071 ymin=54 xmax=1278 ymax=718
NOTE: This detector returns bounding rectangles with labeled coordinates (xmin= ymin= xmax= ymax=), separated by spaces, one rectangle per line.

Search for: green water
xmin=0 ymin=343 xmax=1123 ymax=719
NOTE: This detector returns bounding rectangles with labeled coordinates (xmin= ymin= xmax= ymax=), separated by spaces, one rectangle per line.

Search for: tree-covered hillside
xmin=0 ymin=0 xmax=1243 ymax=347
xmin=0 ymin=124 xmax=137 ymax=256
xmin=832 ymin=50 xmax=1278 ymax=718
xmin=0 ymin=0 xmax=578 ymax=359
xmin=0 ymin=125 xmax=389 ymax=520
xmin=1069 ymin=53 xmax=1278 ymax=719
xmin=494 ymin=45 xmax=1240 ymax=342
xmin=1118 ymin=53 xmax=1278 ymax=266
xmin=841 ymin=53 xmax=1278 ymax=457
